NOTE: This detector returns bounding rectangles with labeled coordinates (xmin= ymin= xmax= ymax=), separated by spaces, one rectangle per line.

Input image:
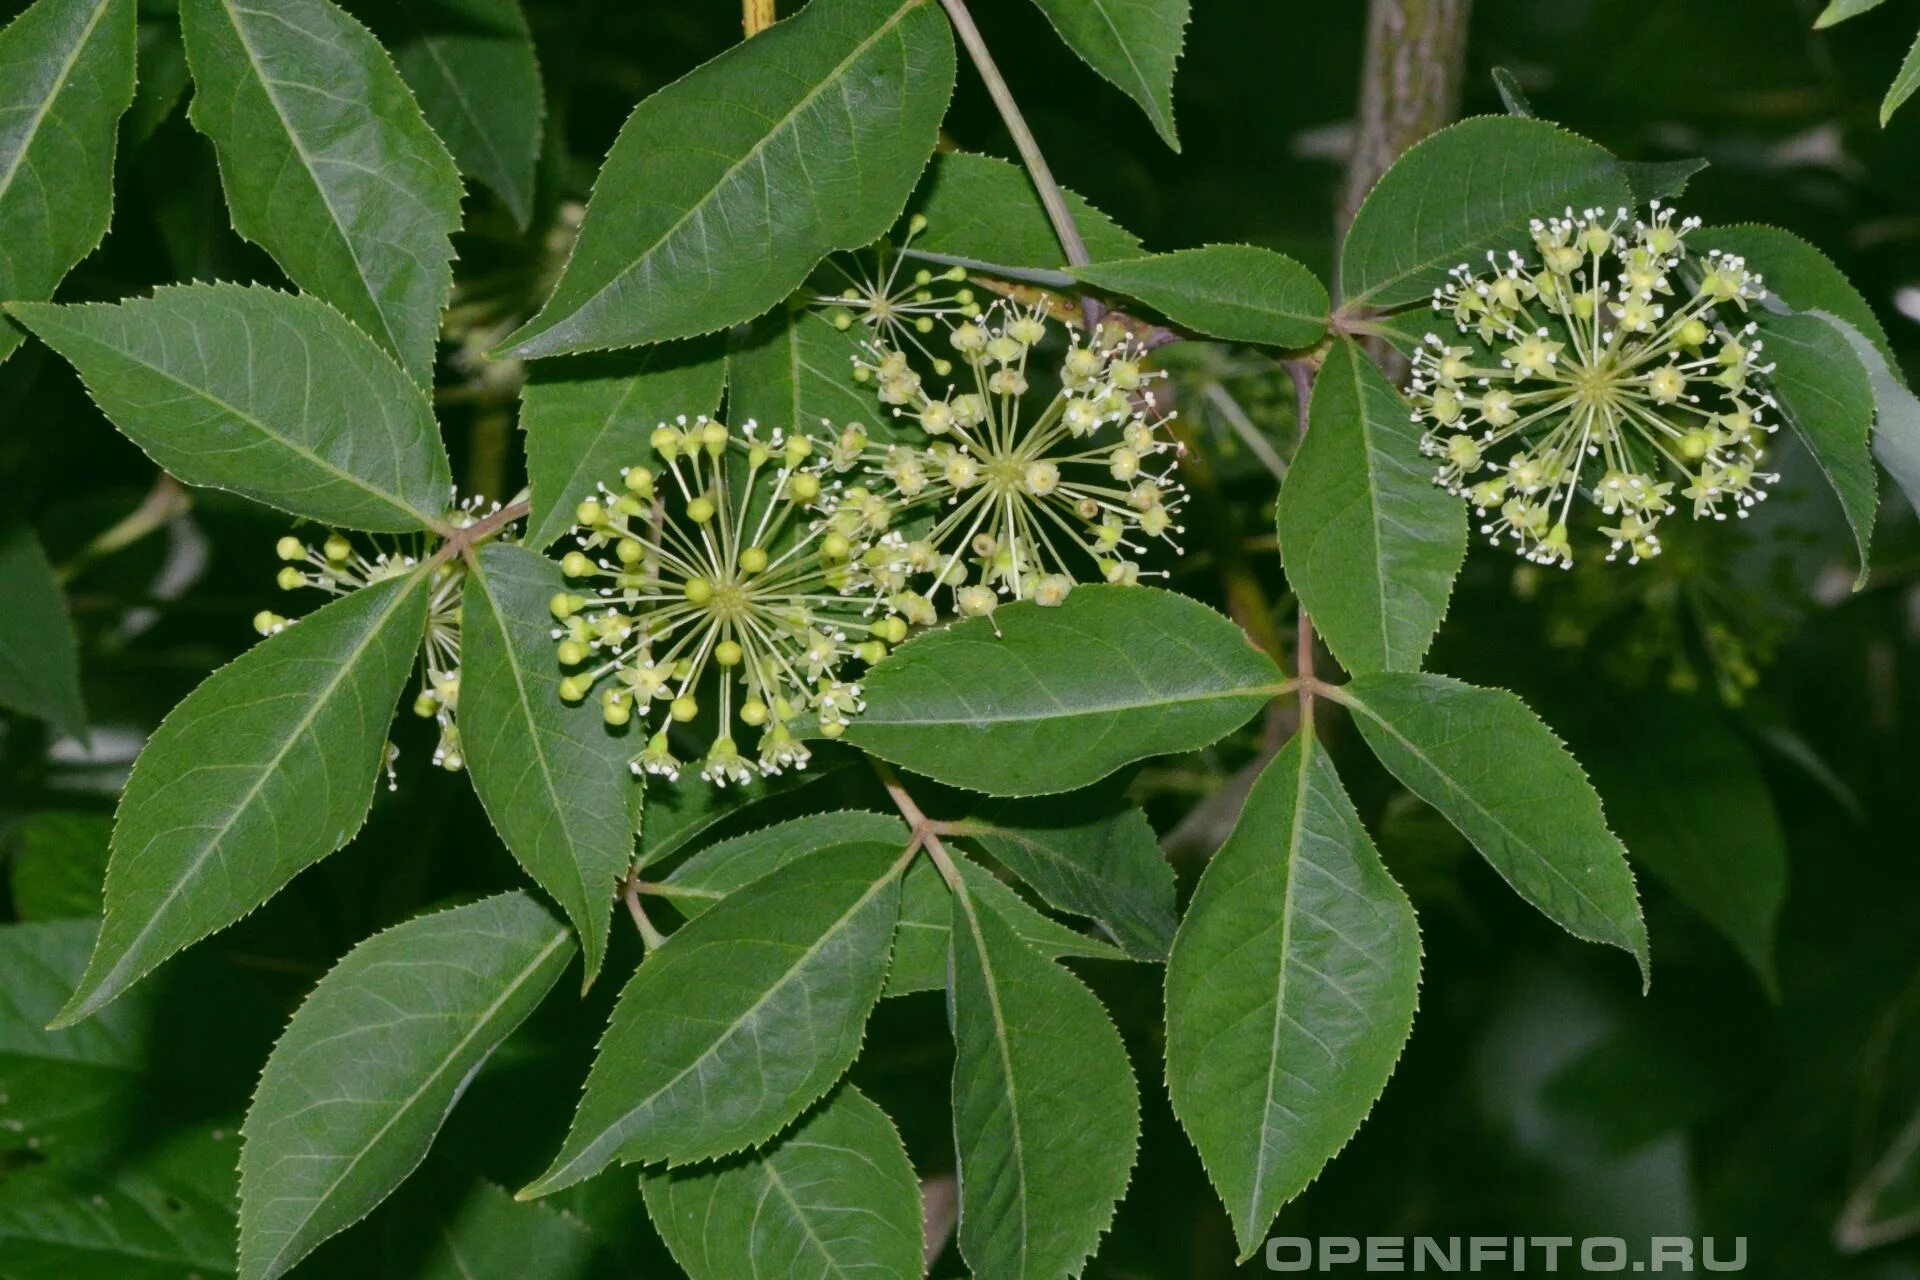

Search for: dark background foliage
xmin=6 ymin=0 xmax=1920 ymax=1276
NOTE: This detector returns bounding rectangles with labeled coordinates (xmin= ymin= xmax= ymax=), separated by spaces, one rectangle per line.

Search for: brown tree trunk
xmin=1338 ymin=0 xmax=1474 ymax=246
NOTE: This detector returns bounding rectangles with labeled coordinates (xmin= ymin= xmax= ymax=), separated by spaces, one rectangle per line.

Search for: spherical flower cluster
xmin=811 ymin=213 xmax=981 ymax=374
xmin=1411 ymin=202 xmax=1779 ymax=568
xmin=551 ymin=416 xmax=904 ymax=785
xmin=257 ymin=491 xmax=512 ymax=775
xmin=838 ymin=300 xmax=1187 ymax=619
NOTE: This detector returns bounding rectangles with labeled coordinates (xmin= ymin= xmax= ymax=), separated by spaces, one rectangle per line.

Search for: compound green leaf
xmin=949 ymin=874 xmax=1140 ymax=1279
xmin=846 ymin=585 xmax=1284 ymax=797
xmin=1816 ymin=0 xmax=1890 ymax=27
xmin=906 ymin=150 xmax=1141 ymax=269
xmin=1164 ymin=730 xmax=1419 ymax=1260
xmin=725 ymin=308 xmax=878 ymax=444
xmin=54 ymin=570 xmax=431 ymax=1027
xmin=179 ymin=0 xmax=463 ymax=383
xmin=1277 ymin=338 xmax=1465 ymax=675
xmin=1824 ymin=313 xmax=1920 ymax=522
xmin=498 ymin=0 xmax=954 ymax=359
xmin=1072 ymin=244 xmax=1327 ymax=348
xmin=1337 ymin=672 xmax=1649 ymax=983
xmin=951 ymin=792 xmax=1176 ymax=960
xmin=887 ymin=850 xmax=1124 ymax=996
xmin=1339 ymin=116 xmax=1632 ymax=310
xmin=524 ymin=842 xmax=904 ymax=1194
xmin=520 ymin=340 xmax=727 ymax=550
xmin=8 ymin=284 xmax=453 ymax=532
xmin=460 ymin=544 xmax=639 ymax=983
xmin=640 ymin=1084 xmax=922 ymax=1280
xmin=238 ymin=893 xmax=574 ymax=1280
xmin=0 ymin=523 xmax=86 ymax=738
xmin=5 ymin=811 xmax=110 ymax=920
xmin=1027 ymin=0 xmax=1187 ymax=151
xmin=356 ymin=0 xmax=544 ymax=227
xmin=655 ymin=811 xmax=909 ymax=916
xmin=1883 ymin=28 xmax=1920 ymax=124
xmin=0 ymin=0 xmax=136 ymax=365
xmin=1749 ymin=308 xmax=1876 ymax=587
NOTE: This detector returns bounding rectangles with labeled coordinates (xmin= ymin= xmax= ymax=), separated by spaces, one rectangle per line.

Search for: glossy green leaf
xmin=4 ymin=811 xmax=109 ymax=920
xmin=1164 ymin=730 xmax=1419 ymax=1259
xmin=887 ymin=849 xmax=1124 ymax=996
xmin=0 ymin=920 xmax=241 ymax=1277
xmin=178 ymin=0 xmax=463 ymax=383
xmin=1882 ymin=28 xmax=1920 ymax=124
xmin=656 ymin=810 xmax=909 ymax=915
xmin=1825 ymin=313 xmax=1920 ymax=521
xmin=1072 ymin=244 xmax=1327 ymax=348
xmin=847 ymin=585 xmax=1285 ymax=796
xmin=951 ymin=791 xmax=1177 ymax=960
xmin=238 ymin=892 xmax=574 ymax=1280
xmin=906 ymin=150 xmax=1142 ymax=269
xmin=1700 ymin=223 xmax=1893 ymax=364
xmin=1579 ymin=696 xmax=1785 ymax=995
xmin=725 ymin=308 xmax=878 ymax=444
xmin=359 ymin=0 xmax=544 ymax=227
xmin=1277 ymin=338 xmax=1466 ymax=676
xmin=498 ymin=0 xmax=955 ymax=359
xmin=0 ymin=0 xmax=136 ymax=365
xmin=640 ymin=1084 xmax=922 ymax=1280
xmin=1027 ymin=0 xmax=1188 ymax=150
xmin=1748 ymin=308 xmax=1876 ymax=587
xmin=1339 ymin=116 xmax=1633 ymax=310
xmin=54 ymin=570 xmax=431 ymax=1027
xmin=0 ymin=523 xmax=86 ymax=737
xmin=1816 ymin=0 xmax=1890 ymax=27
xmin=9 ymin=285 xmax=453 ymax=532
xmin=524 ymin=842 xmax=905 ymax=1194
xmin=949 ymin=873 xmax=1140 ymax=1279
xmin=1336 ymin=672 xmax=1649 ymax=983
xmin=460 ymin=544 xmax=638 ymax=982
xmin=520 ymin=340 xmax=726 ymax=550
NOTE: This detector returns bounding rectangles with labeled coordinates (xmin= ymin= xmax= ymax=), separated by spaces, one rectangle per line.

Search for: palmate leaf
xmin=1338 ymin=116 xmax=1633 ymax=311
xmin=0 ymin=523 xmax=87 ymax=738
xmin=498 ymin=0 xmax=955 ymax=359
xmin=178 ymin=0 xmax=463 ymax=383
xmin=460 ymin=545 xmax=639 ymax=983
xmin=0 ymin=0 xmax=135 ymax=365
xmin=53 ymin=570 xmax=431 ymax=1027
xmin=1334 ymin=672 xmax=1649 ymax=983
xmin=906 ymin=150 xmax=1142 ymax=269
xmin=949 ymin=871 xmax=1140 ymax=1279
xmin=1277 ymin=338 xmax=1466 ymax=676
xmin=9 ymin=284 xmax=453 ymax=533
xmin=640 ymin=1084 xmax=922 ymax=1280
xmin=520 ymin=340 xmax=727 ymax=550
xmin=847 ymin=586 xmax=1285 ymax=796
xmin=950 ymin=791 xmax=1177 ymax=960
xmin=887 ymin=850 xmax=1123 ymax=996
xmin=725 ymin=308 xmax=879 ymax=446
xmin=523 ymin=842 xmax=907 ymax=1195
xmin=0 ymin=921 xmax=242 ymax=1278
xmin=1027 ymin=0 xmax=1188 ymax=151
xmin=350 ymin=0 xmax=545 ymax=227
xmin=238 ymin=893 xmax=574 ymax=1280
xmin=1072 ymin=244 xmax=1328 ymax=349
xmin=1163 ymin=729 xmax=1419 ymax=1259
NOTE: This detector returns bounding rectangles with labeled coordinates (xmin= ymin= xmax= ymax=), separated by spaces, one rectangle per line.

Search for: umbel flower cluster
xmin=548 ymin=292 xmax=1188 ymax=785
xmin=256 ymin=493 xmax=511 ymax=777
xmin=1411 ymin=202 xmax=1778 ymax=568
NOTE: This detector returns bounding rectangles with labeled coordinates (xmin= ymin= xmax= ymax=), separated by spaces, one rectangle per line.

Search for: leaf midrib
xmin=1243 ymin=733 xmax=1311 ymax=1228
xmin=856 ymin=677 xmax=1284 ymax=729
xmin=0 ymin=0 xmax=114 ymax=208
xmin=954 ymin=883 xmax=1031 ymax=1272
